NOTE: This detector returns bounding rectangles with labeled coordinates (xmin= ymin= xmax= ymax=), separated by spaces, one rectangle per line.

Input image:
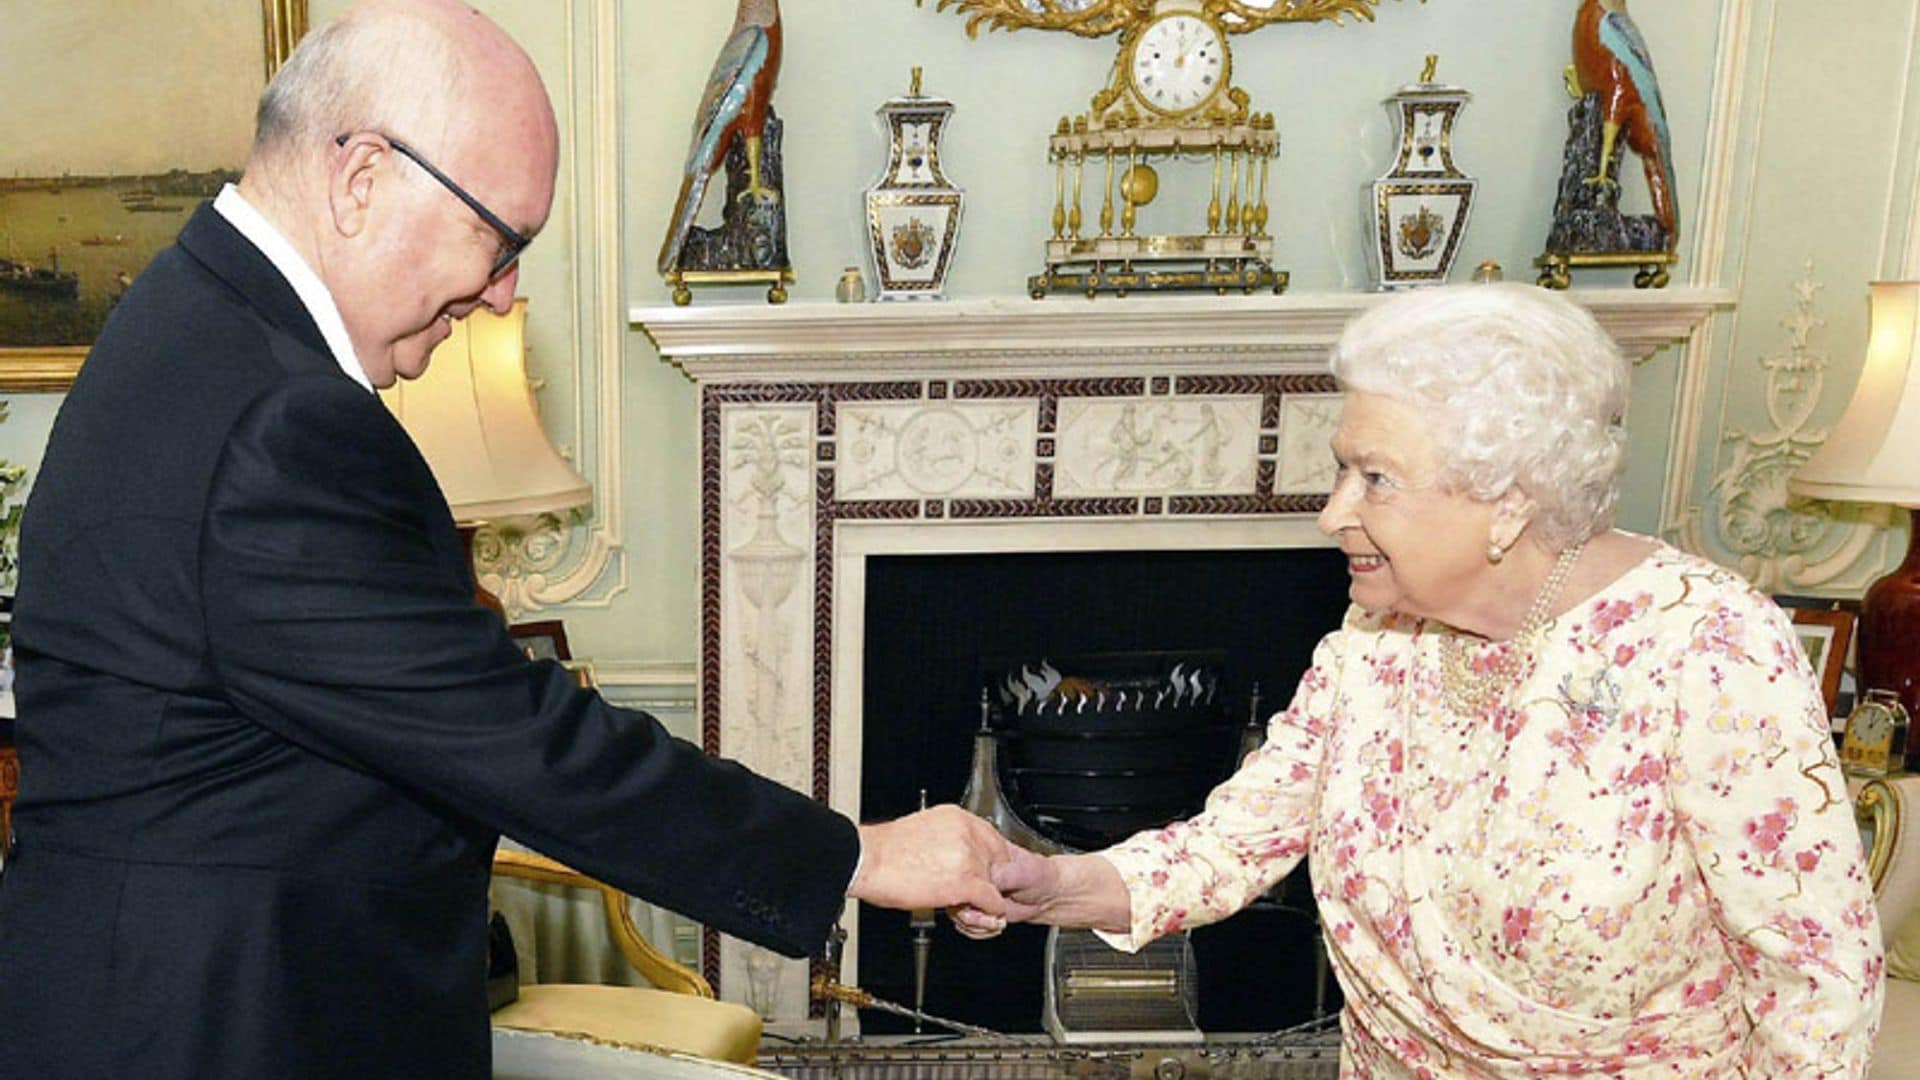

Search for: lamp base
xmin=1860 ymin=508 xmax=1920 ymax=721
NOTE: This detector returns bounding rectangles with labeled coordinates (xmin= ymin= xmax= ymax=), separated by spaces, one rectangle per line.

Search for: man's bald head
xmin=239 ymin=0 xmax=560 ymax=388
xmin=252 ymin=0 xmax=552 ymax=176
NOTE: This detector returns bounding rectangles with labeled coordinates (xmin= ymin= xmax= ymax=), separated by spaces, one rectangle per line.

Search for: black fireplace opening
xmin=857 ymin=545 xmax=1353 ymax=1036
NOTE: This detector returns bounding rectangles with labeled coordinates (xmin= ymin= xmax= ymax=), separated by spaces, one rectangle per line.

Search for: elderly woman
xmin=969 ymin=284 xmax=1883 ymax=1075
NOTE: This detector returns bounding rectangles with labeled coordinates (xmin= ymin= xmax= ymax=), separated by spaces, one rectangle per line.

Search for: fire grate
xmin=981 ymin=653 xmax=1244 ymax=853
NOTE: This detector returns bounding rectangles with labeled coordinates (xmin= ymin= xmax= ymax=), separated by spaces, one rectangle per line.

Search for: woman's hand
xmin=948 ymin=847 xmax=1132 ymax=938
xmin=947 ymin=844 xmax=1058 ymax=938
xmin=991 ymin=844 xmax=1062 ymax=922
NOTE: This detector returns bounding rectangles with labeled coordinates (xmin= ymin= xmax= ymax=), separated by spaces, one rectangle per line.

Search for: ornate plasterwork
xmin=1694 ymin=262 xmax=1898 ymax=591
xmin=1276 ymin=393 xmax=1343 ymax=495
xmin=471 ymin=516 xmax=577 ymax=618
xmin=837 ymin=402 xmax=1036 ymax=500
xmin=713 ymin=404 xmax=819 ymax=1020
xmin=720 ymin=408 xmax=815 ymax=790
xmin=1053 ymin=396 xmax=1261 ymax=497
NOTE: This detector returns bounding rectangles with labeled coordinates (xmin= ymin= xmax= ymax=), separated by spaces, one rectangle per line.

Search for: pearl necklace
xmin=1437 ymin=539 xmax=1587 ymax=716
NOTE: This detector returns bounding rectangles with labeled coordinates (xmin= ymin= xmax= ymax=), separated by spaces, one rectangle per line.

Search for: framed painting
xmin=0 ymin=1 xmax=307 ymax=391
xmin=508 ymin=620 xmax=573 ymax=664
xmin=1780 ymin=602 xmax=1857 ymax=721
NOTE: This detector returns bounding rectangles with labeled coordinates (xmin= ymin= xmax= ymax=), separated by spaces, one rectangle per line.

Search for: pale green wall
xmin=3 ymin=0 xmax=1914 ymax=673
xmin=611 ymin=0 xmax=1719 ymax=668
xmin=627 ymin=1 xmax=1714 ymax=300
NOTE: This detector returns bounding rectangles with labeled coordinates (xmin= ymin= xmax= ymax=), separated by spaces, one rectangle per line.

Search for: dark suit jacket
xmin=0 ymin=205 xmax=859 ymax=1078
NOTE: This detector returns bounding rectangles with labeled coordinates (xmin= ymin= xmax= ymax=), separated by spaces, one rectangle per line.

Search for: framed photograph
xmin=508 ymin=620 xmax=572 ymax=664
xmin=1781 ymin=603 xmax=1855 ymax=720
xmin=0 ymin=1 xmax=307 ymax=391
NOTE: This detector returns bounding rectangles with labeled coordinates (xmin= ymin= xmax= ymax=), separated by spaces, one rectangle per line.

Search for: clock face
xmin=1129 ymin=13 xmax=1227 ymax=117
xmin=1853 ymin=706 xmax=1894 ymax=745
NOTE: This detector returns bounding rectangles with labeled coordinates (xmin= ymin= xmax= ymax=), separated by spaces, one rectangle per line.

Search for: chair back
xmin=491 ymin=848 xmax=712 ymax=997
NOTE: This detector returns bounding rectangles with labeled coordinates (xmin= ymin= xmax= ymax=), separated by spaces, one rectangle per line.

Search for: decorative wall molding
xmin=471 ymin=514 xmax=576 ymax=617
xmin=496 ymin=0 xmax=627 ymax=620
xmin=1656 ymin=0 xmax=1760 ymax=544
xmin=1683 ymin=260 xmax=1899 ymax=592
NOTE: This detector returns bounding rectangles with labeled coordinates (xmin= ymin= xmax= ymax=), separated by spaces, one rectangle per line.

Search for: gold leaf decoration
xmin=914 ymin=0 xmax=1147 ymax=39
xmin=1207 ymin=0 xmax=1423 ymax=33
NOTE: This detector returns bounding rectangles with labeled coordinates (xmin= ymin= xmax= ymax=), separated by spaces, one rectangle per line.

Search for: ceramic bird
xmin=657 ymin=0 xmax=783 ymax=276
xmin=1571 ymin=0 xmax=1676 ymax=243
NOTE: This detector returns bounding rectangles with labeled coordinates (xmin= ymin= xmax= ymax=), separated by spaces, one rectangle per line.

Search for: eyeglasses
xmin=333 ymin=132 xmax=530 ymax=279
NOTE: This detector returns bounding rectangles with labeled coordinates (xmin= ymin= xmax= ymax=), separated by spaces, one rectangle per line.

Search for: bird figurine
xmin=657 ymin=0 xmax=783 ymax=278
xmin=1569 ymin=0 xmax=1676 ymax=247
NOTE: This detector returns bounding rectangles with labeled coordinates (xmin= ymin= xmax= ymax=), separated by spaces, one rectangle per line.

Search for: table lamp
xmin=1790 ymin=280 xmax=1920 ymax=720
xmin=381 ymin=299 xmax=590 ymax=615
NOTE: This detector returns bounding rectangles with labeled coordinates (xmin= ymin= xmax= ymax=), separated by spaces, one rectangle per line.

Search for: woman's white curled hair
xmin=1328 ymin=283 xmax=1630 ymax=549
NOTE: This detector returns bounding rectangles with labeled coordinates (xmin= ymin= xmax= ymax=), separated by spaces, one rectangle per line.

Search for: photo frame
xmin=507 ymin=620 xmax=572 ymax=665
xmin=1780 ymin=601 xmax=1856 ymax=720
xmin=0 ymin=1 xmax=308 ymax=392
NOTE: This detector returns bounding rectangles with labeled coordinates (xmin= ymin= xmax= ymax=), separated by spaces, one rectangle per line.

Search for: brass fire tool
xmin=811 ymin=976 xmax=1015 ymax=1042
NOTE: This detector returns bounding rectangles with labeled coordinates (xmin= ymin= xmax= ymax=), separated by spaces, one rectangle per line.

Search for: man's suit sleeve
xmin=198 ymin=374 xmax=859 ymax=957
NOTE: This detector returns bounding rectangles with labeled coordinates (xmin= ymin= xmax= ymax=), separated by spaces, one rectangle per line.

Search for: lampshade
xmin=381 ymin=299 xmax=591 ymax=523
xmin=1791 ymin=280 xmax=1920 ymax=731
xmin=1791 ymin=281 xmax=1920 ymax=507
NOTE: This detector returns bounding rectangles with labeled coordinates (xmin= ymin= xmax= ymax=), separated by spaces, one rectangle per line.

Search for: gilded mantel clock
xmin=917 ymin=0 xmax=1418 ymax=297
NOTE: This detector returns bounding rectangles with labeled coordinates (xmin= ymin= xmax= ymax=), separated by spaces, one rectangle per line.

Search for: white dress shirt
xmin=212 ymin=184 xmax=372 ymax=394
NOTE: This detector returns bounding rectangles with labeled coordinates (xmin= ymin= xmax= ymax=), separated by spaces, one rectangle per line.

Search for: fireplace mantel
xmin=635 ymin=288 xmax=1731 ymax=378
xmin=629 ymin=289 xmax=1729 ymax=1026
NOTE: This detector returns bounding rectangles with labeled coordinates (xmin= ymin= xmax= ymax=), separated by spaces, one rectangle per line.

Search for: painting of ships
xmin=0 ymin=253 xmax=80 ymax=300
xmin=120 ymin=192 xmax=184 ymax=214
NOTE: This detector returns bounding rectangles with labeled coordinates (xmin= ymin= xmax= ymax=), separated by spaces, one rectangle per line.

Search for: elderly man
xmin=0 ymin=3 xmax=1009 ymax=1077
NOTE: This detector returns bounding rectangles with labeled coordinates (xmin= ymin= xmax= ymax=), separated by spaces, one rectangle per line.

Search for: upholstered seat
xmin=489 ymin=850 xmax=763 ymax=1066
xmin=493 ymin=1027 xmax=785 ymax=1079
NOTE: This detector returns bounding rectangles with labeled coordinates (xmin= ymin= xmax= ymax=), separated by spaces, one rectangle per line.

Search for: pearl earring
xmin=1487 ymin=542 xmax=1505 ymax=564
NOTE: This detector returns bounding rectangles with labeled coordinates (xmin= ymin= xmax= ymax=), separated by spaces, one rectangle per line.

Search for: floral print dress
xmin=1099 ymin=541 xmax=1883 ymax=1077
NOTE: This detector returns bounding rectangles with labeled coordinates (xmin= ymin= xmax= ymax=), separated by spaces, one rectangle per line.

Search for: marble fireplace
xmin=631 ymin=291 xmax=1724 ymax=1030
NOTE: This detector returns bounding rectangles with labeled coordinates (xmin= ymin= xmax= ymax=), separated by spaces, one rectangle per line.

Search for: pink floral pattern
xmin=1100 ymin=541 xmax=1883 ymax=1076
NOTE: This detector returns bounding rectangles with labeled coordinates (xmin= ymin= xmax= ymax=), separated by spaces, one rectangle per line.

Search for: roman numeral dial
xmin=1128 ymin=12 xmax=1229 ymax=117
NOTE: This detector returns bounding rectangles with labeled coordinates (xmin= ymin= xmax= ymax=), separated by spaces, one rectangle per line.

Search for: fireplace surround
xmin=632 ymin=290 xmax=1726 ymax=1030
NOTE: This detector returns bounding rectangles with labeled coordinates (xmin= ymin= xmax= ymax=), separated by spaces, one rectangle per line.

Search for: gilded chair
xmin=489 ymin=849 xmax=763 ymax=1066
xmin=1855 ymin=774 xmax=1920 ymax=1077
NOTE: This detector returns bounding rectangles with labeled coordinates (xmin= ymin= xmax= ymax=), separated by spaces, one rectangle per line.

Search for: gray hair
xmin=251 ymin=5 xmax=464 ymax=171
xmin=1328 ymin=283 xmax=1630 ymax=548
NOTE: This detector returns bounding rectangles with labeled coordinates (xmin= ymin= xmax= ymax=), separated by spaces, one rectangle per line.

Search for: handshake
xmin=847 ymin=804 xmax=1131 ymax=937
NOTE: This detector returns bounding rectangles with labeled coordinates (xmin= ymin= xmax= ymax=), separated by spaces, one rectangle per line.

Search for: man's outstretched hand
xmin=849 ymin=805 xmax=1011 ymax=920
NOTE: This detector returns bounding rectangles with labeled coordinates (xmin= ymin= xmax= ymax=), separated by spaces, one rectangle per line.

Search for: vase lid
xmin=877 ymin=66 xmax=955 ymax=115
xmin=1386 ymin=55 xmax=1471 ymax=101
